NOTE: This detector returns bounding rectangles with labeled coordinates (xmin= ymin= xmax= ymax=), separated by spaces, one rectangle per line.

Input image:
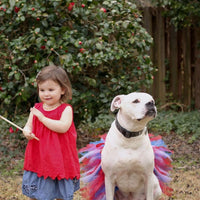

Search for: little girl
xmin=22 ymin=65 xmax=80 ymax=200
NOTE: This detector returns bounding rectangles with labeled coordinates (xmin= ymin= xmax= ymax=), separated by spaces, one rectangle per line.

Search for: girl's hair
xmin=36 ymin=65 xmax=72 ymax=103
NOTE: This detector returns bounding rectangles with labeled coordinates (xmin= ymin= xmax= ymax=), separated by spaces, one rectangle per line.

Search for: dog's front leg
xmin=104 ymin=176 xmax=115 ymax=200
xmin=145 ymin=174 xmax=154 ymax=200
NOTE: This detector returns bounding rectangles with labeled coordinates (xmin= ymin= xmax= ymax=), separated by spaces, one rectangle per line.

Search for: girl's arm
xmin=31 ymin=106 xmax=73 ymax=133
xmin=23 ymin=112 xmax=38 ymax=140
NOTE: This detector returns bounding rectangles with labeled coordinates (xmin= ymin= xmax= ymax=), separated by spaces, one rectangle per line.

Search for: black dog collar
xmin=115 ymin=118 xmax=143 ymax=138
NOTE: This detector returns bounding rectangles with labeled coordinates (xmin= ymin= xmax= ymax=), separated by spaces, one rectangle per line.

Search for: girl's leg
xmin=29 ymin=199 xmax=36 ymax=200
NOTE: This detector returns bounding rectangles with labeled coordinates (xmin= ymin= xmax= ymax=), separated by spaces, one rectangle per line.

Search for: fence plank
xmin=152 ymin=8 xmax=166 ymax=104
xmin=169 ymin=25 xmax=178 ymax=99
xmin=182 ymin=28 xmax=191 ymax=106
xmin=143 ymin=7 xmax=154 ymax=94
xmin=177 ymin=31 xmax=183 ymax=101
xmin=194 ymin=27 xmax=200 ymax=109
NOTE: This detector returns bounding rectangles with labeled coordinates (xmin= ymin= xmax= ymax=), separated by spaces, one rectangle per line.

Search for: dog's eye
xmin=132 ymin=99 xmax=140 ymax=103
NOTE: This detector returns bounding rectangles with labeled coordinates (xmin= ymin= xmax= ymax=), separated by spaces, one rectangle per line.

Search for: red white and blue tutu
xmin=79 ymin=133 xmax=173 ymax=200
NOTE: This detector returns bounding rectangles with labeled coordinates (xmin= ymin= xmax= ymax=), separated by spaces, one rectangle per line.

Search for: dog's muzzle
xmin=145 ymin=101 xmax=157 ymax=117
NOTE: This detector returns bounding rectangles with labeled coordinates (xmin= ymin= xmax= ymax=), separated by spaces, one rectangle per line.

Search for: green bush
xmin=0 ymin=0 xmax=154 ymax=125
xmin=79 ymin=113 xmax=114 ymax=136
xmin=78 ymin=110 xmax=200 ymax=144
xmin=148 ymin=110 xmax=200 ymax=143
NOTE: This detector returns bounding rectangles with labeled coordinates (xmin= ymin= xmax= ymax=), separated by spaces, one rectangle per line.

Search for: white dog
xmin=101 ymin=92 xmax=162 ymax=200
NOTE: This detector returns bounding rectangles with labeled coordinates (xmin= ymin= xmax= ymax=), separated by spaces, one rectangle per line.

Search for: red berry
xmin=9 ymin=127 xmax=14 ymax=133
xmin=100 ymin=8 xmax=106 ymax=13
xmin=14 ymin=7 xmax=20 ymax=13
xmin=68 ymin=2 xmax=75 ymax=11
xmin=80 ymin=48 xmax=85 ymax=53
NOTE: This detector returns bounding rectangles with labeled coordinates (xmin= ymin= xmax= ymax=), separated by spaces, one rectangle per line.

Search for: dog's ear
xmin=110 ymin=95 xmax=124 ymax=112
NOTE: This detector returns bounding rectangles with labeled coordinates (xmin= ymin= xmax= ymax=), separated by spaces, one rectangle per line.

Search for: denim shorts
xmin=22 ymin=170 xmax=80 ymax=200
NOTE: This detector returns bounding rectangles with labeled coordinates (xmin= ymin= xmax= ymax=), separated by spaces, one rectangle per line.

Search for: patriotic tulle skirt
xmin=79 ymin=133 xmax=173 ymax=200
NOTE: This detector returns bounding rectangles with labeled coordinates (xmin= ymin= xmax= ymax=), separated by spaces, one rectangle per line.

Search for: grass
xmin=0 ymin=158 xmax=199 ymax=200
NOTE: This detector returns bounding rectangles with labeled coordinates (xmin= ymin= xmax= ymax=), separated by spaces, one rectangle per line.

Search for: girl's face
xmin=38 ymin=79 xmax=65 ymax=106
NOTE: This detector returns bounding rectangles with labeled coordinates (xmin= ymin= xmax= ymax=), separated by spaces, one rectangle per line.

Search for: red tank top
xmin=23 ymin=103 xmax=80 ymax=180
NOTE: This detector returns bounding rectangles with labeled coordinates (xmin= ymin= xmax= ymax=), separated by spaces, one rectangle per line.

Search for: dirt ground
xmin=160 ymin=133 xmax=200 ymax=200
xmin=0 ymin=132 xmax=199 ymax=200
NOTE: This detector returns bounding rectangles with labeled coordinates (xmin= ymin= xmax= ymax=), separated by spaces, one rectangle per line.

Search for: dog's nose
xmin=146 ymin=101 xmax=154 ymax=108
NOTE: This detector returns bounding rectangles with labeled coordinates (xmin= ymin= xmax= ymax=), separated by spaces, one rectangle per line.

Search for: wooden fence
xmin=143 ymin=7 xmax=200 ymax=110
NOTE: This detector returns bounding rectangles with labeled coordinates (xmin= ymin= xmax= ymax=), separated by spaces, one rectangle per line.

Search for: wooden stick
xmin=0 ymin=115 xmax=39 ymax=141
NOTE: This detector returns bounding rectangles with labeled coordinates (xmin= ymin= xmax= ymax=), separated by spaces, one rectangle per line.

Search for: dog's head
xmin=111 ymin=92 xmax=157 ymax=128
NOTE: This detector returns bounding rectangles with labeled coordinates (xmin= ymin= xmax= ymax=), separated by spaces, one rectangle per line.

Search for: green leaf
xmin=36 ymin=37 xmax=42 ymax=44
xmin=122 ymin=20 xmax=130 ymax=29
xmin=9 ymin=0 xmax=15 ymax=10
xmin=45 ymin=30 xmax=53 ymax=35
xmin=20 ymin=16 xmax=25 ymax=21
xmin=35 ymin=28 xmax=40 ymax=33
xmin=96 ymin=43 xmax=102 ymax=50
xmin=85 ymin=77 xmax=97 ymax=87
xmin=14 ymin=73 xmax=20 ymax=80
xmin=42 ymin=20 xmax=48 ymax=27
xmin=8 ymin=71 xmax=14 ymax=78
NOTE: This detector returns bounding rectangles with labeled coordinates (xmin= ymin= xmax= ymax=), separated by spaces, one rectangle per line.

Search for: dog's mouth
xmin=145 ymin=109 xmax=157 ymax=117
xmin=144 ymin=101 xmax=157 ymax=118
xmin=137 ymin=108 xmax=157 ymax=121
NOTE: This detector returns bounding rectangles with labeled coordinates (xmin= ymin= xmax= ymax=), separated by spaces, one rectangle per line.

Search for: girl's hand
xmin=23 ymin=109 xmax=40 ymax=141
xmin=31 ymin=107 xmax=44 ymax=122
xmin=23 ymin=128 xmax=38 ymax=141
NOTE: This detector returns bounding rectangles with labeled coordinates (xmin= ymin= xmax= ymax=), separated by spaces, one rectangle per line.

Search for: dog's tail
xmin=79 ymin=134 xmax=173 ymax=199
